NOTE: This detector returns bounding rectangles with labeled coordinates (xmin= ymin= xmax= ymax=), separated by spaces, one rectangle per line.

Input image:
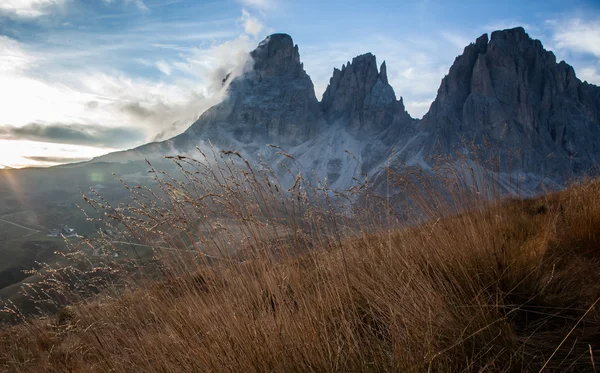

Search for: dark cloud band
xmin=23 ymin=155 xmax=91 ymax=163
xmin=0 ymin=122 xmax=145 ymax=148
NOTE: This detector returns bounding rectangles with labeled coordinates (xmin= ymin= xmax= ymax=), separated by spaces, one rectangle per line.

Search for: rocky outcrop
xmin=321 ymin=53 xmax=412 ymax=136
xmin=423 ymin=27 xmax=600 ymax=181
xmin=184 ymin=33 xmax=324 ymax=147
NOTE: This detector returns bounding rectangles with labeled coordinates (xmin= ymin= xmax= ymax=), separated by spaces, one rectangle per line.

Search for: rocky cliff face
xmin=423 ymin=27 xmax=600 ymax=181
xmin=321 ymin=54 xmax=411 ymax=136
xmin=184 ymin=33 xmax=325 ymax=147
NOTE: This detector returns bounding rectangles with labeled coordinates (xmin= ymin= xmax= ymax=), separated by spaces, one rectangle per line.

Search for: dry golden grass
xmin=1 ymin=152 xmax=600 ymax=372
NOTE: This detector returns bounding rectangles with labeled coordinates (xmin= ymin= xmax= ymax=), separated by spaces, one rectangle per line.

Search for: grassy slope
xmin=0 ymin=164 xmax=148 ymax=308
xmin=1 ymin=174 xmax=600 ymax=372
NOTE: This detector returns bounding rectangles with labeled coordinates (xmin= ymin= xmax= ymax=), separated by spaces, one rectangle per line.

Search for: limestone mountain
xmin=92 ymin=27 xmax=599 ymax=193
xmin=422 ymin=27 xmax=600 ymax=183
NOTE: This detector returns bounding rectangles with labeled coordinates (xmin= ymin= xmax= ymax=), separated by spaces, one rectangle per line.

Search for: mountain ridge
xmin=92 ymin=27 xmax=600 ymax=193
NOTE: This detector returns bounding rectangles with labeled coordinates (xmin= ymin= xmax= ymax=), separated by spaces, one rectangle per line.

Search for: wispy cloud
xmin=0 ymin=8 xmax=264 ymax=137
xmin=103 ymin=0 xmax=149 ymax=12
xmin=0 ymin=39 xmax=213 ymax=140
xmin=579 ymin=66 xmax=600 ymax=84
xmin=23 ymin=155 xmax=96 ymax=164
xmin=238 ymin=0 xmax=276 ymax=11
xmin=546 ymin=17 xmax=600 ymax=85
xmin=173 ymin=33 xmax=257 ymax=93
xmin=440 ymin=32 xmax=471 ymax=50
xmin=0 ymin=0 xmax=66 ymax=18
xmin=0 ymin=0 xmax=151 ymax=18
xmin=155 ymin=60 xmax=172 ymax=75
xmin=239 ymin=9 xmax=264 ymax=37
xmin=0 ymin=3 xmax=267 ymax=167
xmin=0 ymin=122 xmax=145 ymax=148
xmin=0 ymin=35 xmax=36 ymax=72
xmin=548 ymin=18 xmax=600 ymax=57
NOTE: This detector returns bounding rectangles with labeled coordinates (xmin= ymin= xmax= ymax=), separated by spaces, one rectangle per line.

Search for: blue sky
xmin=0 ymin=0 xmax=599 ymax=167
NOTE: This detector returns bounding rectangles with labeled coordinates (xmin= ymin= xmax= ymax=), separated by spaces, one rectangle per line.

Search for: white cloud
xmin=156 ymin=60 xmax=172 ymax=75
xmin=0 ymin=0 xmax=272 ymax=168
xmin=175 ymin=34 xmax=255 ymax=93
xmin=240 ymin=9 xmax=264 ymax=37
xmin=0 ymin=0 xmax=64 ymax=18
xmin=0 ymin=0 xmax=150 ymax=18
xmin=0 ymin=36 xmax=37 ymax=72
xmin=548 ymin=18 xmax=600 ymax=58
xmin=544 ymin=17 xmax=600 ymax=88
xmin=579 ymin=66 xmax=600 ymax=84
xmin=405 ymin=100 xmax=433 ymax=117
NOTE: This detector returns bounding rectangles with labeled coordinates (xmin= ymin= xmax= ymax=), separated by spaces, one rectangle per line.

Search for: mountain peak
xmin=490 ymin=26 xmax=528 ymax=42
xmin=321 ymin=52 xmax=412 ymax=135
xmin=184 ymin=32 xmax=323 ymax=146
xmin=423 ymin=25 xmax=600 ymax=181
xmin=474 ymin=33 xmax=489 ymax=51
xmin=250 ymin=33 xmax=304 ymax=78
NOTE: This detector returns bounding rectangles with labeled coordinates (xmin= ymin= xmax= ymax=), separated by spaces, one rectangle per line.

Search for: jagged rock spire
xmin=380 ymin=61 xmax=389 ymax=85
xmin=321 ymin=53 xmax=411 ymax=135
